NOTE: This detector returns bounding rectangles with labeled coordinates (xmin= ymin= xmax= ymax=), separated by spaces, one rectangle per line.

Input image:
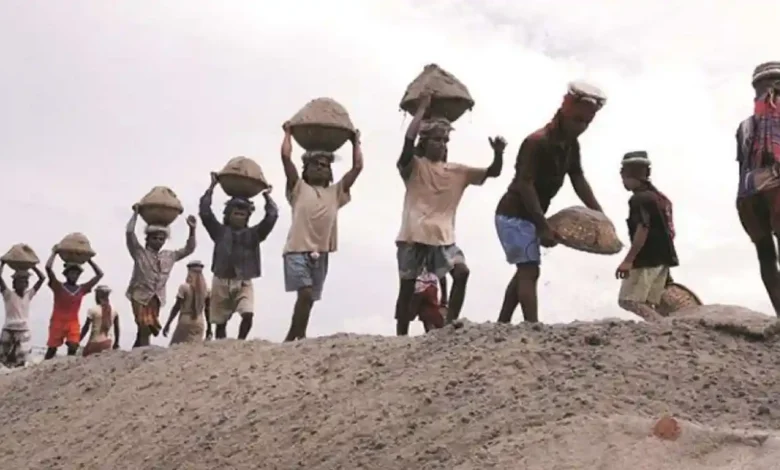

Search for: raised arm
xmin=31 ymin=265 xmax=45 ymax=294
xmin=45 ymin=247 xmax=59 ymax=288
xmin=251 ymin=191 xmax=280 ymax=243
xmin=0 ymin=262 xmax=6 ymax=294
xmin=398 ymin=94 xmax=431 ymax=179
xmin=82 ymin=258 xmax=104 ymax=292
xmin=199 ymin=175 xmax=223 ymax=242
xmin=126 ymin=207 xmax=142 ymax=260
xmin=568 ymin=145 xmax=602 ymax=212
xmin=340 ymin=129 xmax=364 ymax=193
xmin=174 ymin=216 xmax=198 ymax=262
xmin=486 ymin=136 xmax=507 ymax=179
xmin=281 ymin=121 xmax=300 ymax=192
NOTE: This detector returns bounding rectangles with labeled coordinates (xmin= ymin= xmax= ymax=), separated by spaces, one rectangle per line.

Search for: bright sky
xmin=0 ymin=0 xmax=777 ymax=348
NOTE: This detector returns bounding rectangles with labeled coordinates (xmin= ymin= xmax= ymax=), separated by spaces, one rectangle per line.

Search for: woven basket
xmin=57 ymin=249 xmax=94 ymax=265
xmin=1 ymin=243 xmax=39 ymax=271
xmin=547 ymin=206 xmax=623 ymax=255
xmin=658 ymin=282 xmax=702 ymax=316
xmin=138 ymin=204 xmax=182 ymax=227
xmin=290 ymin=124 xmax=354 ymax=153
xmin=218 ymin=156 xmax=269 ymax=199
xmin=399 ymin=63 xmax=474 ymax=123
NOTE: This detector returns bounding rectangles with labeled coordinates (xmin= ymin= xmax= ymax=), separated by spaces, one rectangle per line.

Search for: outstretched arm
xmin=31 ymin=265 xmax=45 ymax=294
xmin=252 ymin=192 xmax=280 ymax=243
xmin=340 ymin=130 xmax=364 ymax=193
xmin=281 ymin=122 xmax=300 ymax=192
xmin=126 ymin=208 xmax=142 ymax=259
xmin=82 ymin=258 xmax=104 ymax=292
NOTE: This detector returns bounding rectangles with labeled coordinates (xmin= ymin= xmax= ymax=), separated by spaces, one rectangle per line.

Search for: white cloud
xmin=0 ymin=0 xmax=775 ymax=349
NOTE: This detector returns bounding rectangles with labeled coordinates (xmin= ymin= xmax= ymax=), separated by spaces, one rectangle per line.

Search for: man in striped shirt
xmin=126 ymin=206 xmax=197 ymax=347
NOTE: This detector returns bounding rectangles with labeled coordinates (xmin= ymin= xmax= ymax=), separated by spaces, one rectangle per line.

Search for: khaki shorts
xmin=210 ymin=277 xmax=254 ymax=325
xmin=618 ymin=266 xmax=669 ymax=305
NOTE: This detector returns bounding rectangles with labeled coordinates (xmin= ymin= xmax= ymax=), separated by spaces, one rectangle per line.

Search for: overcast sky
xmin=0 ymin=0 xmax=777 ymax=348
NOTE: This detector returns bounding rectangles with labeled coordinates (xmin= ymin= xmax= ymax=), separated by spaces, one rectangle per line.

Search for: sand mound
xmin=1 ymin=305 xmax=780 ymax=469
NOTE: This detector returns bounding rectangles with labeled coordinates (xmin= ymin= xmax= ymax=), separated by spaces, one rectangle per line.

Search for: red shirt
xmin=50 ymin=280 xmax=88 ymax=323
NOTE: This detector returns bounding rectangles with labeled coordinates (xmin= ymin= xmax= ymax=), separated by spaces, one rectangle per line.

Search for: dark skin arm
xmin=570 ymin=173 xmax=603 ymax=212
xmin=205 ymin=297 xmax=212 ymax=339
xmin=113 ymin=316 xmax=120 ymax=349
xmin=510 ymin=138 xmax=549 ymax=230
xmin=31 ymin=265 xmax=45 ymax=294
xmin=251 ymin=192 xmax=279 ymax=243
xmin=398 ymin=94 xmax=432 ymax=176
xmin=340 ymin=130 xmax=364 ymax=192
xmin=162 ymin=297 xmax=183 ymax=337
xmin=80 ymin=318 xmax=92 ymax=343
xmin=45 ymin=248 xmax=58 ymax=288
xmin=81 ymin=259 xmax=104 ymax=292
xmin=281 ymin=122 xmax=299 ymax=193
xmin=616 ymin=225 xmax=649 ymax=278
xmin=0 ymin=262 xmax=6 ymax=294
xmin=486 ymin=137 xmax=507 ymax=178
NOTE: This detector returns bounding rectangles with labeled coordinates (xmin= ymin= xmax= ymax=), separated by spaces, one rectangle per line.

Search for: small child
xmin=615 ymin=151 xmax=679 ymax=321
xmin=411 ymin=271 xmax=447 ymax=332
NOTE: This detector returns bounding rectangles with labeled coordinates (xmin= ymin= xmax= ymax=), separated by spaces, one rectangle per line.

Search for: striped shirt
xmin=125 ymin=223 xmax=196 ymax=306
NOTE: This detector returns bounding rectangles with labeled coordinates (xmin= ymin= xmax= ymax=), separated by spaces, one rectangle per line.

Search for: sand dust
xmin=1 ymin=304 xmax=780 ymax=469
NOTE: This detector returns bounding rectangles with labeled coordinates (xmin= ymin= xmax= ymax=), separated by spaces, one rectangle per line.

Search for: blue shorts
xmin=283 ymin=253 xmax=330 ymax=301
xmin=495 ymin=215 xmax=541 ymax=265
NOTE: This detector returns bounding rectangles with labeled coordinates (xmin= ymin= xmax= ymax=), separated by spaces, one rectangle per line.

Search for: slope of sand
xmin=1 ymin=304 xmax=780 ymax=469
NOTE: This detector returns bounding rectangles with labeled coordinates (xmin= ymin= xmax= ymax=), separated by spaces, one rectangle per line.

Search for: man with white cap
xmin=495 ymin=81 xmax=606 ymax=324
xmin=126 ymin=205 xmax=197 ymax=347
xmin=736 ymin=62 xmax=780 ymax=316
xmin=162 ymin=259 xmax=212 ymax=344
xmin=0 ymin=262 xmax=45 ymax=367
xmin=80 ymin=284 xmax=120 ymax=356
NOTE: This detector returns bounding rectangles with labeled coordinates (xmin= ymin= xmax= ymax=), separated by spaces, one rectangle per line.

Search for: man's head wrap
xmin=11 ymin=270 xmax=30 ymax=280
xmin=95 ymin=285 xmax=112 ymax=294
xmin=560 ymin=81 xmax=607 ymax=121
xmin=144 ymin=225 xmax=170 ymax=237
xmin=63 ymin=262 xmax=83 ymax=274
xmin=186 ymin=259 xmax=205 ymax=270
xmin=753 ymin=62 xmax=780 ymax=87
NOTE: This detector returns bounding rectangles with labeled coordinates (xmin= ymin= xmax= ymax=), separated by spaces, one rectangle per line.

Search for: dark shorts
xmin=396 ymin=242 xmax=465 ymax=280
xmin=737 ymin=187 xmax=780 ymax=243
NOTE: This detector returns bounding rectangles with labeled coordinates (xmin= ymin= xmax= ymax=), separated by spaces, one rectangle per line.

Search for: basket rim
xmin=666 ymin=282 xmax=702 ymax=305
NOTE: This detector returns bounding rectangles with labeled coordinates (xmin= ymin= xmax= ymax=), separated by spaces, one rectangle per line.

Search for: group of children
xmin=2 ymin=61 xmax=780 ymax=367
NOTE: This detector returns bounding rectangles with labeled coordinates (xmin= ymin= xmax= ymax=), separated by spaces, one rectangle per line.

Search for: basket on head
xmin=658 ymin=282 xmax=702 ymax=316
xmin=288 ymin=97 xmax=355 ymax=152
xmin=137 ymin=186 xmax=184 ymax=227
xmin=399 ymin=63 xmax=474 ymax=123
xmin=547 ymin=206 xmax=623 ymax=255
xmin=217 ymin=156 xmax=269 ymax=199
xmin=56 ymin=233 xmax=95 ymax=265
xmin=0 ymin=243 xmax=39 ymax=272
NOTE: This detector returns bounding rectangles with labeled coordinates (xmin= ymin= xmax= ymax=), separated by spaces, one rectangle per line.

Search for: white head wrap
xmin=144 ymin=225 xmax=170 ymax=237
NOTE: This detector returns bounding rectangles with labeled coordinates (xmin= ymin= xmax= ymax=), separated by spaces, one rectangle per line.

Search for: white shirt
xmin=2 ymin=288 xmax=35 ymax=331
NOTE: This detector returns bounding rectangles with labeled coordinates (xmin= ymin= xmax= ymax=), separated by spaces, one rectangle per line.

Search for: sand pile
xmin=1 ymin=305 xmax=780 ymax=469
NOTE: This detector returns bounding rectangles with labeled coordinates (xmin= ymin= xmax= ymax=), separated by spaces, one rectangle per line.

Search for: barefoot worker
xmin=80 ymin=285 xmax=120 ymax=356
xmin=44 ymin=248 xmax=103 ymax=359
xmin=615 ymin=151 xmax=679 ymax=321
xmin=200 ymin=175 xmax=278 ymax=340
xmin=495 ymin=81 xmax=606 ymax=324
xmin=162 ymin=260 xmax=212 ymax=344
xmin=280 ymin=122 xmax=362 ymax=341
xmin=126 ymin=207 xmax=197 ymax=347
xmin=0 ymin=263 xmax=45 ymax=367
xmin=394 ymin=93 xmax=504 ymax=335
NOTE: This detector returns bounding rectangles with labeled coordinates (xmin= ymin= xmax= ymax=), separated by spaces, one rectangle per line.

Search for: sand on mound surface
xmin=0 ymin=305 xmax=779 ymax=470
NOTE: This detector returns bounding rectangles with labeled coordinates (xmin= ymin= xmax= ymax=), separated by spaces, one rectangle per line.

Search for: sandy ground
xmin=1 ymin=304 xmax=780 ymax=469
